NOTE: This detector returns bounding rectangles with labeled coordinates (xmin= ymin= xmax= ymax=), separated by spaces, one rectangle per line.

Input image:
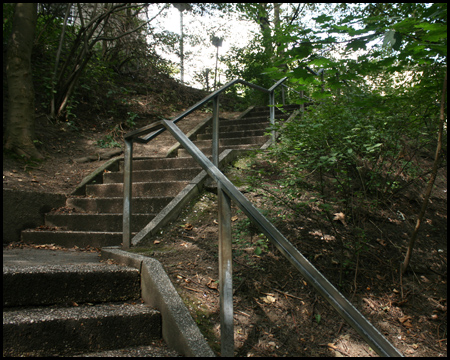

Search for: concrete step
xmin=103 ymin=168 xmax=201 ymax=183
xmin=3 ymin=263 xmax=140 ymax=307
xmin=21 ymin=230 xmax=126 ymax=248
xmin=74 ymin=342 xmax=180 ymax=357
xmin=197 ymin=128 xmax=268 ymax=140
xmin=118 ymin=157 xmax=201 ymax=171
xmin=191 ymin=135 xmax=269 ymax=149
xmin=45 ymin=213 xmax=155 ymax=232
xmin=199 ymin=123 xmax=270 ymax=135
xmin=66 ymin=196 xmax=173 ymax=214
xmin=3 ymin=302 xmax=161 ymax=357
xmin=215 ymin=116 xmax=272 ymax=126
xmin=86 ymin=181 xmax=189 ymax=197
xmin=177 ymin=144 xmax=260 ymax=157
xmin=251 ymin=104 xmax=300 ymax=115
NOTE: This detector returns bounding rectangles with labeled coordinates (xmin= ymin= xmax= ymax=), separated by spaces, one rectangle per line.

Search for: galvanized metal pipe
xmin=300 ymin=90 xmax=305 ymax=113
xmin=122 ymin=138 xmax=133 ymax=249
xmin=269 ymin=91 xmax=276 ymax=143
xmin=218 ymin=184 xmax=234 ymax=356
xmin=128 ymin=78 xmax=287 ymax=144
xmin=212 ymin=96 xmax=220 ymax=167
xmin=161 ymin=119 xmax=403 ymax=357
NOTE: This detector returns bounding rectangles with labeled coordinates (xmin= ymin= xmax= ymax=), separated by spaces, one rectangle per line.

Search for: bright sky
xmin=148 ymin=5 xmax=258 ymax=89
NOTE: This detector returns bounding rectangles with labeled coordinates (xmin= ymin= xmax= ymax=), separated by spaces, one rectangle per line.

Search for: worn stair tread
xmin=191 ymin=135 xmax=269 ymax=147
xmin=22 ymin=229 xmax=128 ymax=234
xmin=103 ymin=168 xmax=202 ymax=183
xmin=197 ymin=129 xmax=267 ymax=140
xmin=3 ymin=302 xmax=158 ymax=324
xmin=119 ymin=157 xmax=201 ymax=171
xmin=3 ymin=263 xmax=140 ymax=306
xmin=73 ymin=342 xmax=181 ymax=357
xmin=177 ymin=144 xmax=263 ymax=157
xmin=21 ymin=230 xmax=129 ymax=248
xmin=45 ymin=213 xmax=156 ymax=232
xmin=66 ymin=196 xmax=173 ymax=214
xmin=3 ymin=302 xmax=161 ymax=357
xmin=86 ymin=181 xmax=190 ymax=197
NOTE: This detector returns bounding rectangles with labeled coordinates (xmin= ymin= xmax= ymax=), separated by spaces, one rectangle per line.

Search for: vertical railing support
xmin=300 ymin=90 xmax=305 ymax=114
xmin=218 ymin=183 xmax=234 ymax=357
xmin=269 ymin=91 xmax=276 ymax=144
xmin=123 ymin=138 xmax=133 ymax=249
xmin=212 ymin=96 xmax=220 ymax=166
xmin=212 ymin=93 xmax=234 ymax=356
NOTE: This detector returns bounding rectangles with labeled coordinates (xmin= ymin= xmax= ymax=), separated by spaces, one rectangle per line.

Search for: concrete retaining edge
xmin=100 ymin=247 xmax=215 ymax=357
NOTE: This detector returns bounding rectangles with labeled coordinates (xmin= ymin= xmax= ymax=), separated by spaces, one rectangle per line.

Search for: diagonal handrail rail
xmin=122 ymin=77 xmax=402 ymax=357
xmin=123 ymin=77 xmax=288 ymax=250
xmin=125 ymin=77 xmax=287 ymax=144
xmin=162 ymin=119 xmax=403 ymax=357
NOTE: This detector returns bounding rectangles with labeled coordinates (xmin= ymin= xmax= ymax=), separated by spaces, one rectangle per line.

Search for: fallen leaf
xmin=262 ymin=295 xmax=276 ymax=304
xmin=231 ymin=216 xmax=238 ymax=222
xmin=184 ymin=223 xmax=193 ymax=231
xmin=206 ymin=278 xmax=218 ymax=290
xmin=153 ymin=240 xmax=161 ymax=244
xmin=399 ymin=315 xmax=412 ymax=324
xmin=213 ymin=219 xmax=218 ymax=225
xmin=333 ymin=212 xmax=347 ymax=226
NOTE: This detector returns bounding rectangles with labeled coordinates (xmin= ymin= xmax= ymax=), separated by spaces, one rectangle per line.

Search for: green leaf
xmin=346 ymin=39 xmax=367 ymax=51
xmin=293 ymin=44 xmax=314 ymax=59
xmin=314 ymin=14 xmax=333 ymax=24
xmin=414 ymin=22 xmax=447 ymax=32
xmin=309 ymin=57 xmax=332 ymax=67
xmin=254 ymin=247 xmax=262 ymax=255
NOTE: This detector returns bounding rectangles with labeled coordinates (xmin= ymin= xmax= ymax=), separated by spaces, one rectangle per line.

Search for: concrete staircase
xmin=21 ymin=104 xmax=299 ymax=248
xmin=3 ymin=255 xmax=178 ymax=357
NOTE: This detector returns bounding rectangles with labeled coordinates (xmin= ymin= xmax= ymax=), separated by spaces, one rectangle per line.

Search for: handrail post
xmin=123 ymin=137 xmax=133 ymax=249
xmin=300 ymin=90 xmax=305 ymax=114
xmin=269 ymin=91 xmax=276 ymax=144
xmin=212 ymin=96 xmax=220 ymax=166
xmin=218 ymin=183 xmax=234 ymax=357
xmin=212 ymin=93 xmax=234 ymax=355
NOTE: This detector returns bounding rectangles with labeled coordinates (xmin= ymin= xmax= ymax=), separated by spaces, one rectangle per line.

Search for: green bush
xmin=268 ymin=88 xmax=437 ymax=206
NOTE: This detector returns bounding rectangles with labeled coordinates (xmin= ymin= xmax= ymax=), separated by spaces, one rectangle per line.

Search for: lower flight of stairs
xmin=3 ymin=260 xmax=179 ymax=357
xmin=20 ymin=104 xmax=299 ymax=248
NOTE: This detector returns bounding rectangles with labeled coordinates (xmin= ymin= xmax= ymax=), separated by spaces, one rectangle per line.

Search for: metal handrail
xmin=123 ymin=77 xmax=287 ymax=252
xmin=122 ymin=78 xmax=402 ymax=357
xmin=125 ymin=77 xmax=287 ymax=144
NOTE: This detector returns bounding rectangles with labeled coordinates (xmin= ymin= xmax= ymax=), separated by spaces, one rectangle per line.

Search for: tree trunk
xmin=400 ymin=69 xmax=447 ymax=275
xmin=5 ymin=3 xmax=43 ymax=160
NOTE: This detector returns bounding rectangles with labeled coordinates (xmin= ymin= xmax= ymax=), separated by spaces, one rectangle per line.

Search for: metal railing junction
xmin=122 ymin=78 xmax=403 ymax=357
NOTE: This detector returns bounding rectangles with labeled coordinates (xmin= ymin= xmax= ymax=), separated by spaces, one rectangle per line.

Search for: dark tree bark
xmin=5 ymin=3 xmax=43 ymax=160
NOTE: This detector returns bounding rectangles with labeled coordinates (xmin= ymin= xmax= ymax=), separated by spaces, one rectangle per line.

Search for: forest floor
xmin=3 ymin=74 xmax=447 ymax=357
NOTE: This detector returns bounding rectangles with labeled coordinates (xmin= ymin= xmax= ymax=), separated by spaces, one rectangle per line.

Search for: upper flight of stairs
xmin=21 ymin=104 xmax=300 ymax=248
